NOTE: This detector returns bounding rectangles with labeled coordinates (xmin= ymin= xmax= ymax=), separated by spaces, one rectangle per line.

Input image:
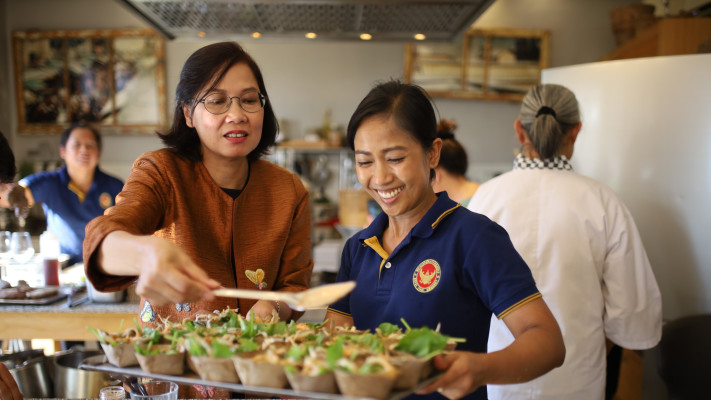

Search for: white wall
xmin=1 ymin=0 xmax=637 ymax=182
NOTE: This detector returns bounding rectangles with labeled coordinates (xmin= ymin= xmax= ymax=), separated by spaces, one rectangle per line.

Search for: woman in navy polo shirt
xmin=325 ymin=81 xmax=565 ymax=399
xmin=2 ymin=122 xmax=123 ymax=266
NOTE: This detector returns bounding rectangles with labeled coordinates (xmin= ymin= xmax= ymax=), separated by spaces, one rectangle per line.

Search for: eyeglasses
xmin=196 ymin=90 xmax=266 ymax=114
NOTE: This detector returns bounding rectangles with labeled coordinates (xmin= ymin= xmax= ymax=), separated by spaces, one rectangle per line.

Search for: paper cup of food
xmin=88 ymin=327 xmax=141 ymax=368
xmin=134 ymin=344 xmax=185 ymax=376
xmin=232 ymin=352 xmax=288 ymax=388
xmin=189 ymin=355 xmax=240 ymax=383
xmin=389 ymin=351 xmax=433 ymax=390
xmin=286 ymin=369 xmax=338 ymax=394
xmin=334 ymin=356 xmax=398 ymax=400
xmin=102 ymin=341 xmax=139 ymax=368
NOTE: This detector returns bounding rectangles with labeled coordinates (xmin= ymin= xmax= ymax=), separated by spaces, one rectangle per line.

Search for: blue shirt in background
xmin=20 ymin=166 xmax=124 ymax=265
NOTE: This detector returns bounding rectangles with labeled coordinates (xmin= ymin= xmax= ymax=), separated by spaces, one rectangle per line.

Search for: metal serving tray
xmin=80 ymin=354 xmax=440 ymax=400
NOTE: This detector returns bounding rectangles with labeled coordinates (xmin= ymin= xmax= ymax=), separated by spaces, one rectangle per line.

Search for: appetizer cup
xmin=334 ymin=369 xmax=397 ymax=400
xmin=189 ymin=355 xmax=240 ymax=383
xmin=135 ymin=344 xmax=185 ymax=375
xmin=101 ymin=342 xmax=139 ymax=367
xmin=233 ymin=353 xmax=288 ymax=388
xmin=285 ymin=370 xmax=338 ymax=394
xmin=389 ymin=352 xmax=433 ymax=390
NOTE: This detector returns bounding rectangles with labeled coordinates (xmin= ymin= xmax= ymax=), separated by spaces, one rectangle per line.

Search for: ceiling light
xmin=360 ymin=33 xmax=372 ymax=41
xmin=197 ymin=31 xmax=206 ymax=38
xmin=414 ymin=33 xmax=426 ymax=40
xmin=305 ymin=32 xmax=317 ymax=39
xmin=251 ymin=32 xmax=261 ymax=39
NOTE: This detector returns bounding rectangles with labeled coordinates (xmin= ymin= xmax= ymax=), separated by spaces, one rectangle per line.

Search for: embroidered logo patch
xmin=246 ymin=268 xmax=267 ymax=290
xmin=412 ymin=259 xmax=441 ymax=293
xmin=99 ymin=192 xmax=113 ymax=209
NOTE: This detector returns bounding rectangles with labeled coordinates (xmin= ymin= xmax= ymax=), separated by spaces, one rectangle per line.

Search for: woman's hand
xmin=7 ymin=185 xmax=28 ymax=211
xmin=0 ymin=362 xmax=22 ymax=400
xmin=417 ymin=298 xmax=564 ymax=399
xmin=415 ymin=352 xmax=486 ymax=399
xmin=99 ymin=232 xmax=221 ymax=306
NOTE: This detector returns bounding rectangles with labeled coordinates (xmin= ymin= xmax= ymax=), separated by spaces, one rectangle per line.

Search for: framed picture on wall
xmin=12 ymin=28 xmax=167 ymax=135
xmin=405 ymin=27 xmax=550 ymax=102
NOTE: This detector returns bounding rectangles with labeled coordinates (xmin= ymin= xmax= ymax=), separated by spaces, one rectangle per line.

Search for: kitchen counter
xmin=0 ymin=300 xmax=138 ymax=341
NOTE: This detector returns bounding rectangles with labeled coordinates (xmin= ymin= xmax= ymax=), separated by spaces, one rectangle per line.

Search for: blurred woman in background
xmin=431 ymin=118 xmax=479 ymax=207
xmin=1 ymin=122 xmax=123 ymax=266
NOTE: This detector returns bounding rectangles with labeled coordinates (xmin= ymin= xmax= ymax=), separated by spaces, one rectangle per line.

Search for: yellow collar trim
xmin=364 ymin=236 xmax=391 ymax=277
xmin=431 ymin=203 xmax=460 ymax=229
xmin=67 ymin=181 xmax=86 ymax=203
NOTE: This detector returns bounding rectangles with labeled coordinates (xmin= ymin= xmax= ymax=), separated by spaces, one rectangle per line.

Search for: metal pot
xmin=54 ymin=350 xmax=116 ymax=398
xmin=1 ymin=349 xmax=53 ymax=398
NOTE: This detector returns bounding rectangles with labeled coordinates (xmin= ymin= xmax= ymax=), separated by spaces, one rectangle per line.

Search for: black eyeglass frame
xmin=194 ymin=90 xmax=267 ymax=114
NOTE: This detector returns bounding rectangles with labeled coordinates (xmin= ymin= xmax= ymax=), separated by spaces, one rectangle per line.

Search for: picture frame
xmin=12 ymin=28 xmax=167 ymax=135
xmin=404 ymin=27 xmax=550 ymax=102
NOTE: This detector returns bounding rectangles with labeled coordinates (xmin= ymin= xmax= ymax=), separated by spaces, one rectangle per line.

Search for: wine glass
xmin=0 ymin=231 xmax=11 ymax=263
xmin=10 ymin=232 xmax=35 ymax=264
xmin=0 ymin=231 xmax=11 ymax=279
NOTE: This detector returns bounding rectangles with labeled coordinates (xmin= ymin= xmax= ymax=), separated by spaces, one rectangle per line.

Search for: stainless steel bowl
xmin=87 ymin=280 xmax=126 ymax=303
xmin=1 ymin=349 xmax=53 ymax=398
xmin=54 ymin=350 xmax=116 ymax=398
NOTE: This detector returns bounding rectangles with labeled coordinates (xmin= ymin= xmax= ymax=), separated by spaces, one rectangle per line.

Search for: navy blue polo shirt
xmin=20 ymin=166 xmax=124 ymax=265
xmin=329 ymin=192 xmax=540 ymax=400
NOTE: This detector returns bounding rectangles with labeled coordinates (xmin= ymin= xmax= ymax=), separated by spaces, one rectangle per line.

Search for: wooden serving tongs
xmin=212 ymin=281 xmax=356 ymax=311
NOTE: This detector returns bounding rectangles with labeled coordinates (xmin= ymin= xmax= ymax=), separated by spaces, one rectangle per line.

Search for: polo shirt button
xmin=384 ymin=262 xmax=392 ymax=269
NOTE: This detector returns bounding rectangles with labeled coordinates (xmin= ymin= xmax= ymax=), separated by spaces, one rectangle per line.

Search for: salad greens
xmin=395 ymin=318 xmax=465 ymax=358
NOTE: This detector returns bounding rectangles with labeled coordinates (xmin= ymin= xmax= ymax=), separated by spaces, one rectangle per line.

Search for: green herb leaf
xmin=285 ymin=344 xmax=309 ymax=361
xmin=359 ymin=362 xmax=384 ymax=375
xmin=185 ymin=337 xmax=207 ymax=356
xmin=325 ymin=337 xmax=344 ymax=368
xmin=236 ymin=338 xmax=259 ymax=353
xmin=212 ymin=341 xmax=234 ymax=358
xmin=395 ymin=326 xmax=448 ymax=358
xmin=377 ymin=322 xmax=401 ymax=336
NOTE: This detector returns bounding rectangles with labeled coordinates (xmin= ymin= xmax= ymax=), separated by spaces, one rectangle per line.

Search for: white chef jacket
xmin=468 ymin=154 xmax=662 ymax=400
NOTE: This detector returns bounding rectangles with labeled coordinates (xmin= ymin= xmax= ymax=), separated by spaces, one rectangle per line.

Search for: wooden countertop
xmin=0 ymin=300 xmax=138 ymax=340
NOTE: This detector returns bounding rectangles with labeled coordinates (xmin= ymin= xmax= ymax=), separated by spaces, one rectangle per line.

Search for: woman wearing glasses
xmin=83 ymin=42 xmax=313 ymax=327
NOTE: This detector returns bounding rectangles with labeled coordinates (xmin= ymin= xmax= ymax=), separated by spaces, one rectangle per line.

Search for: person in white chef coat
xmin=469 ymin=83 xmax=662 ymax=400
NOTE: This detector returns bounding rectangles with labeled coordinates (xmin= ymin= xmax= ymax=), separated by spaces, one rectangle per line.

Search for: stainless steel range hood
xmin=116 ymin=0 xmax=496 ymax=41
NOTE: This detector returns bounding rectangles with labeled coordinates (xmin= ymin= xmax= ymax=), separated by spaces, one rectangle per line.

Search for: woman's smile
xmin=224 ymin=130 xmax=248 ymax=143
xmin=375 ymin=185 xmax=404 ymax=201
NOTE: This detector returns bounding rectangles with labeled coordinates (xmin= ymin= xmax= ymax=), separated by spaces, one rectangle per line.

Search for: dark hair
xmin=436 ymin=119 xmax=468 ymax=177
xmin=158 ymin=42 xmax=278 ymax=162
xmin=0 ymin=131 xmax=17 ymax=183
xmin=519 ymin=84 xmax=580 ymax=159
xmin=60 ymin=121 xmax=102 ymax=151
xmin=347 ymin=80 xmax=437 ymax=152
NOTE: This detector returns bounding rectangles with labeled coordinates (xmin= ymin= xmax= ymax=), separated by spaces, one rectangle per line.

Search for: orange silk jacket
xmin=83 ymin=149 xmax=313 ymax=326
